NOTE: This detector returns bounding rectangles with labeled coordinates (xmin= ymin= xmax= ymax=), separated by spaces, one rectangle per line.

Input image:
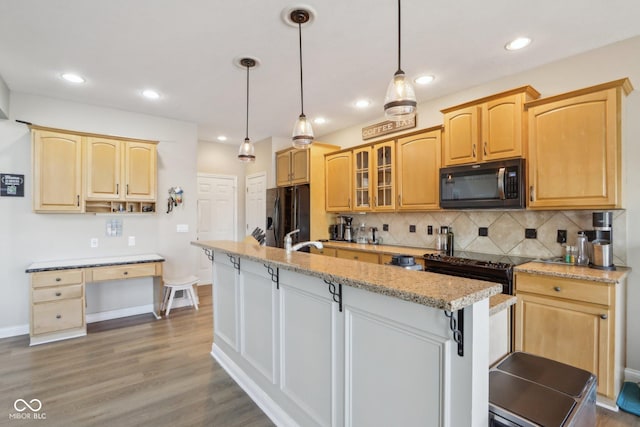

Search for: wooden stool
xmin=162 ymin=275 xmax=199 ymax=316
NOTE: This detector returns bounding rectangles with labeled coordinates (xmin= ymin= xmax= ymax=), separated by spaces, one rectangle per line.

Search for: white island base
xmin=210 ymin=253 xmax=490 ymax=427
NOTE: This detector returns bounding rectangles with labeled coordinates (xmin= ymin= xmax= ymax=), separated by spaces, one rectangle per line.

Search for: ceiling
xmin=1 ymin=0 xmax=639 ymax=145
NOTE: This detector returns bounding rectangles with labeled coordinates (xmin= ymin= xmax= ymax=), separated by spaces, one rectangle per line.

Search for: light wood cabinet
xmin=335 ymin=249 xmax=380 ymax=264
xmin=32 ymin=130 xmax=83 ymax=212
xmin=441 ymin=86 xmax=540 ymax=166
xmin=276 ymin=148 xmax=309 ymax=187
xmin=309 ymin=247 xmax=337 ymax=257
xmin=86 ymin=136 xmax=122 ymax=200
xmin=124 ymin=141 xmax=157 ymax=201
xmin=371 ymin=141 xmax=396 ymax=211
xmin=325 ymin=151 xmax=352 ymax=212
xmin=352 ymin=147 xmax=372 ymax=211
xmin=525 ymin=79 xmax=631 ymax=209
xmin=515 ymin=272 xmax=624 ymax=401
xmin=396 ymin=128 xmax=442 ymax=210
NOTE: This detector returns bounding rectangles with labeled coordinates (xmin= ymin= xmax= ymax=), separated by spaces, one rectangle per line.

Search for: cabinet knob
xmin=56 ymin=314 xmax=62 ymax=319
xmin=553 ymin=286 xmax=561 ymax=292
xmin=55 ymin=277 xmax=61 ymax=282
xmin=354 ymin=256 xmax=359 ymax=260
xmin=123 ymin=271 xmax=129 ymax=275
xmin=55 ymin=292 xmax=62 ymax=297
xmin=600 ymin=314 xmax=608 ymax=320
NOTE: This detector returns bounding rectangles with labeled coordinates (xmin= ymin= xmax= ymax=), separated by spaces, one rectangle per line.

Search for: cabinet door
xmin=32 ymin=130 xmax=83 ymax=212
xmin=124 ymin=142 xmax=156 ymax=200
xmin=276 ymin=151 xmax=292 ymax=187
xmin=86 ymin=137 xmax=122 ymax=200
xmin=527 ymin=87 xmax=621 ymax=208
xmin=443 ymin=105 xmax=480 ymax=166
xmin=325 ymin=151 xmax=352 ymax=212
xmin=352 ymin=147 xmax=372 ymax=211
xmin=372 ymin=141 xmax=396 ymax=211
xmin=515 ymin=292 xmax=610 ymax=396
xmin=397 ymin=130 xmax=441 ymax=210
xmin=482 ymin=94 xmax=523 ymax=161
xmin=290 ymin=149 xmax=309 ymax=184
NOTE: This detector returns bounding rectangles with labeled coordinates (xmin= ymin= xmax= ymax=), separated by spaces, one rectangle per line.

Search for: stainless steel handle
xmin=55 ymin=292 xmax=62 ymax=297
xmin=553 ymin=286 xmax=561 ymax=292
xmin=126 ymin=184 xmax=129 ymax=195
xmin=484 ymin=141 xmax=487 ymax=156
xmin=497 ymin=167 xmax=506 ymax=200
xmin=530 ymin=186 xmax=535 ymax=202
xmin=472 ymin=143 xmax=476 ymax=158
xmin=77 ymin=195 xmax=80 ymax=207
xmin=600 ymin=314 xmax=608 ymax=320
xmin=116 ymin=183 xmax=119 ymax=195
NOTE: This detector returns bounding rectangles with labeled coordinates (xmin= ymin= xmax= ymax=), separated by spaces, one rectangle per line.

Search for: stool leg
xmin=190 ymin=285 xmax=199 ymax=310
xmin=166 ymin=288 xmax=176 ymax=316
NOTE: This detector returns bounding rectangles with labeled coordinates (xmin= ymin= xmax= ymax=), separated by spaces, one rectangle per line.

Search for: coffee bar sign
xmin=362 ymin=116 xmax=416 ymax=140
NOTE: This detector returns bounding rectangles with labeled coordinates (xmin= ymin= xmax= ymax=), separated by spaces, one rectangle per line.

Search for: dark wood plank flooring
xmin=1 ymin=286 xmax=638 ymax=426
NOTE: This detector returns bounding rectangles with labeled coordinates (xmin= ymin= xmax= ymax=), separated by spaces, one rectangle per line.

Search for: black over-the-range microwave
xmin=439 ymin=158 xmax=526 ymax=209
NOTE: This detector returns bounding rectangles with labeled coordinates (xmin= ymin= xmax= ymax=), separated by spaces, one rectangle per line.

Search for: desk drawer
xmin=33 ymin=284 xmax=83 ymax=303
xmin=515 ymin=272 xmax=611 ymax=306
xmin=32 ymin=299 xmax=84 ymax=335
xmin=90 ymin=263 xmax=157 ymax=281
xmin=31 ymin=270 xmax=83 ymax=288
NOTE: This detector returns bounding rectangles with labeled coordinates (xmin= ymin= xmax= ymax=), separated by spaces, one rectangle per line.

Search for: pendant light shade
xmin=383 ymin=0 xmax=417 ymax=122
xmin=290 ymin=9 xmax=314 ymax=149
xmin=238 ymin=58 xmax=256 ymax=162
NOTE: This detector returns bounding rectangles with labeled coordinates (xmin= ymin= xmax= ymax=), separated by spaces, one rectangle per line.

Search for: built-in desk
xmin=26 ymin=254 xmax=165 ymax=345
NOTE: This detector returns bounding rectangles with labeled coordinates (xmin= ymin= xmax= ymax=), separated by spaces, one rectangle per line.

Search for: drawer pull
xmin=56 ymin=314 xmax=62 ymax=319
xmin=123 ymin=271 xmax=128 ymax=275
xmin=600 ymin=314 xmax=608 ymax=320
xmin=55 ymin=292 xmax=62 ymax=297
xmin=56 ymin=278 xmax=61 ymax=282
xmin=553 ymin=286 xmax=561 ymax=292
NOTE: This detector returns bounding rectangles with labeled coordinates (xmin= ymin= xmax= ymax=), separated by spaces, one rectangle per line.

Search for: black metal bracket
xmin=227 ymin=254 xmax=240 ymax=273
xmin=324 ymin=279 xmax=343 ymax=312
xmin=203 ymin=248 xmax=214 ymax=262
xmin=444 ymin=309 xmax=464 ymax=357
xmin=263 ymin=264 xmax=279 ymax=289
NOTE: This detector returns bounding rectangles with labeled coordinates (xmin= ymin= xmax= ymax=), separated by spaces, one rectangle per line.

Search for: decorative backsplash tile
xmin=344 ymin=210 xmax=626 ymax=265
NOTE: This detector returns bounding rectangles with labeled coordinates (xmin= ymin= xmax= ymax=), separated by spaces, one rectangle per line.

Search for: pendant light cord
xmin=397 ymin=0 xmax=402 ymax=73
xmin=245 ymin=64 xmax=250 ymax=139
xmin=298 ymin=21 xmax=305 ymax=116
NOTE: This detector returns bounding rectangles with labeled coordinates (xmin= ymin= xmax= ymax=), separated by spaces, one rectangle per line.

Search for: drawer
xmin=310 ymin=247 xmax=337 ymax=257
xmin=32 ymin=299 xmax=84 ymax=335
xmin=336 ymin=249 xmax=380 ymax=264
xmin=89 ymin=263 xmax=157 ymax=281
xmin=32 ymin=284 xmax=84 ymax=303
xmin=31 ymin=269 xmax=83 ymax=288
xmin=515 ymin=272 xmax=611 ymax=306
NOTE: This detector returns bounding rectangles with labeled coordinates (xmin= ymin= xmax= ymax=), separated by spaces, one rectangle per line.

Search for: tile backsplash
xmin=344 ymin=210 xmax=627 ymax=265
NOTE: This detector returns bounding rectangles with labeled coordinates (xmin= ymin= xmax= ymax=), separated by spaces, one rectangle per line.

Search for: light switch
xmin=176 ymin=224 xmax=189 ymax=233
xmin=90 ymin=238 xmax=99 ymax=248
xmin=128 ymin=236 xmax=136 ymax=246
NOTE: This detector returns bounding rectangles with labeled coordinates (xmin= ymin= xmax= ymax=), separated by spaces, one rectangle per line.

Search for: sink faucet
xmin=284 ymin=229 xmax=300 ymax=252
xmin=291 ymin=241 xmax=324 ymax=252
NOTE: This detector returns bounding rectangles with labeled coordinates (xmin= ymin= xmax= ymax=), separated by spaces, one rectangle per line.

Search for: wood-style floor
xmin=1 ymin=286 xmax=638 ymax=426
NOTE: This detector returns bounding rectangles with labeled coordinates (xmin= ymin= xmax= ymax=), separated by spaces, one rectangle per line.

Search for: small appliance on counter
xmin=342 ymin=216 xmax=354 ymax=242
xmin=585 ymin=211 xmax=615 ymax=270
xmin=355 ymin=222 xmax=368 ymax=244
xmin=387 ymin=255 xmax=423 ymax=271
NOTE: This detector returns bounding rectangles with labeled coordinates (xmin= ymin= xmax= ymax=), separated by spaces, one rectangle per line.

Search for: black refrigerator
xmin=265 ymin=185 xmax=310 ymax=250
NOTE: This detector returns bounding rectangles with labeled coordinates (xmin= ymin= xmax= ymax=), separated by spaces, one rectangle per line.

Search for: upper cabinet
xmin=525 ymin=78 xmax=632 ymax=209
xmin=325 ymin=151 xmax=352 ymax=212
xmin=32 ymin=130 xmax=83 ymax=212
xmin=442 ymin=86 xmax=540 ymax=166
xmin=396 ymin=128 xmax=442 ymax=211
xmin=371 ymin=141 xmax=396 ymax=211
xmin=276 ymin=148 xmax=309 ymax=187
xmin=32 ymin=126 xmax=158 ymax=214
xmin=352 ymin=146 xmax=371 ymax=211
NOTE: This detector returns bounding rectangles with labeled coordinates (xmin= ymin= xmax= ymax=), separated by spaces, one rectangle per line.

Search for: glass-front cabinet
xmin=353 ymin=147 xmax=371 ymax=211
xmin=372 ymin=141 xmax=396 ymax=211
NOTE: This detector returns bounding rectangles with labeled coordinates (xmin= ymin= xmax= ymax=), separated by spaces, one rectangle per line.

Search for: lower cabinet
xmin=514 ymin=272 xmax=623 ymax=402
xmin=335 ymin=249 xmax=379 ymax=264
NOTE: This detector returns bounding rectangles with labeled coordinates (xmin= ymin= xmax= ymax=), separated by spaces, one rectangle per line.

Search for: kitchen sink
xmin=534 ymin=256 xmax=570 ymax=265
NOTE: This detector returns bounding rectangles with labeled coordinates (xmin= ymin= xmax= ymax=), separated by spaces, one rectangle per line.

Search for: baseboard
xmin=625 ymin=367 xmax=640 ymax=383
xmin=0 ymin=324 xmax=29 ymax=339
xmin=211 ymin=343 xmax=298 ymax=427
xmin=86 ymin=304 xmax=155 ymax=323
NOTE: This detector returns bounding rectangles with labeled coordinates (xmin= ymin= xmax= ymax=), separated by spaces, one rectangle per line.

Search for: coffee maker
xmin=342 ymin=216 xmax=354 ymax=242
xmin=586 ymin=211 xmax=615 ymax=270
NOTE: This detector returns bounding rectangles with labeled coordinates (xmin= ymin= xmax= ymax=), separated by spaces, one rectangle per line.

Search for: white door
xmin=245 ymin=172 xmax=266 ymax=239
xmin=197 ymin=173 xmax=237 ymax=283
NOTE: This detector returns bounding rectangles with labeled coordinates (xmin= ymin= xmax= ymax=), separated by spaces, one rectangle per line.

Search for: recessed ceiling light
xmin=414 ymin=75 xmax=435 ymax=85
xmin=61 ymin=73 xmax=85 ymax=84
xmin=313 ymin=117 xmax=326 ymax=125
xmin=355 ymin=99 xmax=371 ymax=109
xmin=217 ymin=135 xmax=228 ymax=142
xmin=505 ymin=37 xmax=532 ymax=51
xmin=142 ymin=89 xmax=161 ymax=100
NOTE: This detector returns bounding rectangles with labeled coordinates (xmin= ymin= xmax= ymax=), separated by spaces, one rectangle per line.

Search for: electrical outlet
xmin=525 ymin=228 xmax=537 ymax=239
xmin=557 ymin=229 xmax=567 ymax=244
xmin=427 ymin=225 xmax=433 ymax=235
xmin=90 ymin=238 xmax=98 ymax=248
xmin=478 ymin=227 xmax=488 ymax=237
xmin=128 ymin=236 xmax=136 ymax=246
xmin=409 ymin=225 xmax=416 ymax=233
xmin=383 ymin=224 xmax=389 ymax=231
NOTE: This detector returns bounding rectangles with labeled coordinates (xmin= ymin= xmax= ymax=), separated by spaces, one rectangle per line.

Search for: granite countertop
xmin=489 ymin=294 xmax=516 ymax=316
xmin=192 ymin=240 xmax=501 ymax=312
xmin=320 ymin=241 xmax=438 ymax=258
xmin=515 ymin=261 xmax=630 ymax=284
xmin=26 ymin=254 xmax=165 ymax=273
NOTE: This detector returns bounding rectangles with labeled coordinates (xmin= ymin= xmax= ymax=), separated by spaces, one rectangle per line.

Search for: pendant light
xmin=238 ymin=58 xmax=256 ymax=162
xmin=290 ymin=9 xmax=314 ymax=149
xmin=383 ymin=0 xmax=417 ymax=122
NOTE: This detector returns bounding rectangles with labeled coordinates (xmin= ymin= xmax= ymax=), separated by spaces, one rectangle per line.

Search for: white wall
xmin=321 ymin=35 xmax=640 ymax=372
xmin=0 ymin=93 xmax=198 ymax=335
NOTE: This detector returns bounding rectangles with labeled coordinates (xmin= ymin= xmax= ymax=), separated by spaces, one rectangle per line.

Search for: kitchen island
xmin=192 ymin=240 xmax=502 ymax=427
